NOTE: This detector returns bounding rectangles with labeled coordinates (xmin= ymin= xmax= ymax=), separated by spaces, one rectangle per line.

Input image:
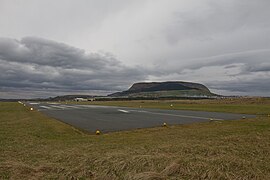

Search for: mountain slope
xmin=109 ymin=81 xmax=217 ymax=98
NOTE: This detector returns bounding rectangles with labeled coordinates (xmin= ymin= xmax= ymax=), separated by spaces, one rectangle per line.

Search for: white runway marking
xmin=76 ymin=105 xmax=115 ymax=108
xmin=60 ymin=105 xmax=82 ymax=109
xmin=40 ymin=104 xmax=89 ymax=110
xmin=118 ymin=109 xmax=130 ymax=113
xmin=30 ymin=102 xmax=40 ymax=105
xmin=50 ymin=105 xmax=67 ymax=109
xmin=40 ymin=106 xmax=52 ymax=109
xmin=129 ymin=110 xmax=224 ymax=120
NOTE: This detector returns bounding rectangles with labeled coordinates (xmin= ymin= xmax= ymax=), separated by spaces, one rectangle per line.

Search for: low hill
xmin=46 ymin=95 xmax=96 ymax=101
xmin=109 ymin=81 xmax=217 ymax=98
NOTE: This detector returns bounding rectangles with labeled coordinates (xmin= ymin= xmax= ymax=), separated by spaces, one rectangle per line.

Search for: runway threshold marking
xmin=129 ymin=110 xmax=224 ymax=120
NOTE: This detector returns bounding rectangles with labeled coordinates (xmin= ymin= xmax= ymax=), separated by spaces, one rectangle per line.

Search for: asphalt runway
xmin=26 ymin=102 xmax=255 ymax=133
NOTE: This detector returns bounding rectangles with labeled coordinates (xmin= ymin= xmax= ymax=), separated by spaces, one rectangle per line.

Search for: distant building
xmin=74 ymin=97 xmax=95 ymax=102
xmin=74 ymin=98 xmax=88 ymax=102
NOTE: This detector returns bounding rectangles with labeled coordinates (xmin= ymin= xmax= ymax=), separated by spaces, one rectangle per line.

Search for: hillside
xmin=109 ymin=81 xmax=217 ymax=98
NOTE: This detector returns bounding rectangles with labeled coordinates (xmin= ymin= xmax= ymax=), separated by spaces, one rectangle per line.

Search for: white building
xmin=74 ymin=98 xmax=88 ymax=102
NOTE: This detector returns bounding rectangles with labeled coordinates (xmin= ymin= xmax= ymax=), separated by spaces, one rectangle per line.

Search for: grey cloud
xmin=244 ymin=63 xmax=270 ymax=73
xmin=0 ymin=37 xmax=121 ymax=70
xmin=166 ymin=0 xmax=270 ymax=44
xmin=150 ymin=49 xmax=270 ymax=77
xmin=1 ymin=36 xmax=269 ymax=98
xmin=0 ymin=37 xmax=146 ymax=96
xmin=1 ymin=1 xmax=270 ymax=98
xmin=184 ymin=49 xmax=270 ymax=71
xmin=146 ymin=48 xmax=270 ymax=96
xmin=208 ymin=77 xmax=270 ymax=96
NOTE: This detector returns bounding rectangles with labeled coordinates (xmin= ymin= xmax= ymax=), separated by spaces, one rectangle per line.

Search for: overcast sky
xmin=0 ymin=0 xmax=270 ymax=98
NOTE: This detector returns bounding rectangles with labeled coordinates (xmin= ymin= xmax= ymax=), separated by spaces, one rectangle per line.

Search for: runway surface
xmin=26 ymin=102 xmax=255 ymax=133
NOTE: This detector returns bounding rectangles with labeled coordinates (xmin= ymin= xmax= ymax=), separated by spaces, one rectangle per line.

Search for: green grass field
xmin=1 ymin=99 xmax=270 ymax=179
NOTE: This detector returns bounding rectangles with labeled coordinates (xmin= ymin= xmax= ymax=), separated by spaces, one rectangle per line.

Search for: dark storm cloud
xmin=0 ymin=37 xmax=146 ymax=94
xmin=0 ymin=37 xmax=120 ymax=69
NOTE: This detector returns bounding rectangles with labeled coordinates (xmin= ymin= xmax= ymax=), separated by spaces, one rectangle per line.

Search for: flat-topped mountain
xmin=109 ymin=81 xmax=217 ymax=98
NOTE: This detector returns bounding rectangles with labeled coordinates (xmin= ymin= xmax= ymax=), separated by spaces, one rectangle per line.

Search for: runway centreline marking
xmin=40 ymin=105 xmax=52 ymax=109
xmin=129 ymin=110 xmax=224 ymax=120
xmin=29 ymin=103 xmax=40 ymax=105
xmin=76 ymin=105 xmax=118 ymax=108
xmin=118 ymin=109 xmax=130 ymax=113
xmin=50 ymin=105 xmax=67 ymax=109
xmin=59 ymin=105 xmax=82 ymax=109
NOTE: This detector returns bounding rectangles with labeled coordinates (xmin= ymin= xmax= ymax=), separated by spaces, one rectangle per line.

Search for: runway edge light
xmin=96 ymin=130 xmax=101 ymax=135
xmin=163 ymin=122 xmax=167 ymax=127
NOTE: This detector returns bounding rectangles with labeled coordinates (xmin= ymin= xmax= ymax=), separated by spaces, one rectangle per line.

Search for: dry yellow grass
xmin=1 ymin=100 xmax=270 ymax=179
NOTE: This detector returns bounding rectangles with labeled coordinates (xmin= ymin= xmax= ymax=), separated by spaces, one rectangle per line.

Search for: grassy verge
xmin=1 ymin=100 xmax=270 ymax=179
